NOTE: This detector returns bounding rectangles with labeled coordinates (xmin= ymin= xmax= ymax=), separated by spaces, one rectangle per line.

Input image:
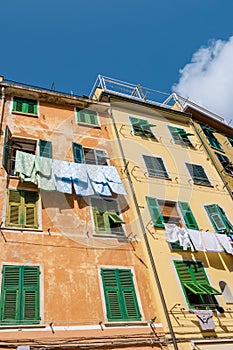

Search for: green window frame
xmin=168 ymin=125 xmax=194 ymax=147
xmin=39 ymin=140 xmax=52 ymax=158
xmin=146 ymin=197 xmax=198 ymax=249
xmin=73 ymin=143 xmax=108 ymax=165
xmin=174 ymin=260 xmax=221 ymax=309
xmin=215 ymin=152 xmax=233 ymax=176
xmin=228 ymin=137 xmax=233 ymax=147
xmin=6 ymin=189 xmax=38 ymax=229
xmin=200 ymin=125 xmax=223 ymax=151
xmin=186 ymin=163 xmax=211 ymax=186
xmin=91 ymin=198 xmax=124 ymax=236
xmin=178 ymin=202 xmax=199 ymax=230
xmin=101 ymin=268 xmax=141 ymax=321
xmin=0 ymin=265 xmax=40 ymax=325
xmin=76 ymin=108 xmax=99 ymax=126
xmin=143 ymin=155 xmax=169 ymax=179
xmin=2 ymin=125 xmax=12 ymax=173
xmin=204 ymin=204 xmax=233 ymax=234
xmin=13 ymin=97 xmax=38 ymax=115
xmin=129 ymin=116 xmax=156 ymax=138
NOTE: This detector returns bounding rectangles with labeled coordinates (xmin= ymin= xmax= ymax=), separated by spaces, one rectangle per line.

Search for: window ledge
xmin=77 ymin=122 xmax=101 ymax=128
xmin=2 ymin=227 xmax=43 ymax=233
xmin=93 ymin=233 xmax=127 ymax=241
xmin=0 ymin=324 xmax=45 ymax=330
xmin=193 ymin=182 xmax=214 ymax=188
xmin=104 ymin=321 xmax=148 ymax=327
xmin=12 ymin=111 xmax=38 ymax=118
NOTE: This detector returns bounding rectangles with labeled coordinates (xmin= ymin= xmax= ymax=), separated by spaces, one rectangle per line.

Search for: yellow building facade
xmin=93 ymin=77 xmax=233 ymax=350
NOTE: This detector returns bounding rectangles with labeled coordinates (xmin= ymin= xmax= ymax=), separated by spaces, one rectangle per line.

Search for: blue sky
xmin=1 ymin=1 xmax=233 ymax=120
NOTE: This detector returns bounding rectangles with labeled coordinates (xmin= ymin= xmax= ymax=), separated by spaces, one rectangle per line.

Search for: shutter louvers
xmin=178 ymin=202 xmax=199 ymax=230
xmin=1 ymin=266 xmax=20 ymax=323
xmin=146 ymin=196 xmax=164 ymax=227
xmin=22 ymin=267 xmax=40 ymax=323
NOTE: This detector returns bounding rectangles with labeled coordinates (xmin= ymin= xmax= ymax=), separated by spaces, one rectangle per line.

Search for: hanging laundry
xmin=164 ymin=223 xmax=179 ymax=242
xmin=35 ymin=156 xmax=56 ymax=191
xmin=177 ymin=227 xmax=193 ymax=251
xmin=14 ymin=151 xmax=37 ymax=183
xmin=189 ymin=309 xmax=216 ymax=330
xmin=187 ymin=229 xmax=206 ymax=251
xmin=216 ymin=234 xmax=233 ymax=254
xmin=70 ymin=162 xmax=94 ymax=196
xmin=52 ymin=160 xmax=72 ymax=194
xmin=202 ymin=231 xmax=223 ymax=252
xmin=103 ymin=166 xmax=127 ymax=195
xmin=87 ymin=165 xmax=112 ymax=196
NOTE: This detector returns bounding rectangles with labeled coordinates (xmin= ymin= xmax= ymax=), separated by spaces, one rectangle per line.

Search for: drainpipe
xmin=190 ymin=120 xmax=233 ymax=200
xmin=0 ymin=84 xmax=6 ymax=142
xmin=107 ymin=96 xmax=179 ymax=350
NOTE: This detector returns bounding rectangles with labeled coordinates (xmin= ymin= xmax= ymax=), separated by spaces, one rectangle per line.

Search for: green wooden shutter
xmin=13 ymin=98 xmax=37 ymax=115
xmin=205 ymin=204 xmax=229 ymax=233
xmin=200 ymin=125 xmax=223 ymax=151
xmin=118 ymin=270 xmax=141 ymax=320
xmin=22 ymin=267 xmax=40 ymax=323
xmin=7 ymin=190 xmax=22 ymax=227
xmin=13 ymin=98 xmax=23 ymax=112
xmin=72 ymin=143 xmax=84 ymax=163
xmin=39 ymin=140 xmax=52 ymax=158
xmin=76 ymin=109 xmax=98 ymax=125
xmin=129 ymin=116 xmax=154 ymax=137
xmin=2 ymin=125 xmax=12 ymax=173
xmin=101 ymin=268 xmax=141 ymax=321
xmin=178 ymin=202 xmax=199 ymax=230
xmin=0 ymin=266 xmax=20 ymax=323
xmin=23 ymin=191 xmax=38 ymax=229
xmin=101 ymin=269 xmax=123 ymax=320
xmin=146 ymin=196 xmax=164 ymax=227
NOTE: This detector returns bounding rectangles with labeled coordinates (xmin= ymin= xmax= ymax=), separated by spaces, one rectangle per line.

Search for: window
xmin=91 ymin=198 xmax=124 ymax=236
xmin=129 ymin=116 xmax=156 ymax=138
xmin=76 ymin=108 xmax=99 ymax=126
xmin=204 ymin=204 xmax=233 ymax=234
xmin=228 ymin=137 xmax=233 ymax=147
xmin=13 ymin=97 xmax=37 ymax=115
xmin=2 ymin=126 xmax=36 ymax=175
xmin=200 ymin=125 xmax=223 ymax=151
xmin=143 ymin=155 xmax=169 ymax=179
xmin=219 ymin=281 xmax=233 ymax=303
xmin=101 ymin=268 xmax=141 ymax=322
xmin=39 ymin=140 xmax=52 ymax=158
xmin=168 ymin=125 xmax=194 ymax=147
xmin=174 ymin=260 xmax=221 ymax=309
xmin=6 ymin=189 xmax=38 ymax=229
xmin=146 ymin=197 xmax=199 ymax=229
xmin=73 ymin=143 xmax=108 ymax=165
xmin=186 ymin=163 xmax=211 ymax=186
xmin=0 ymin=265 xmax=40 ymax=325
xmin=215 ymin=152 xmax=233 ymax=176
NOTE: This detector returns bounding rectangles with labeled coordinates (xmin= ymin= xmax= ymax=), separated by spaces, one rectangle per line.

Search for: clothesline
xmin=164 ymin=223 xmax=233 ymax=254
xmin=14 ymin=151 xmax=127 ymax=197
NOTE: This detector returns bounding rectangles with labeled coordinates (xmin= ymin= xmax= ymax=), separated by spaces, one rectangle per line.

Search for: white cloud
xmin=172 ymin=37 xmax=233 ymax=124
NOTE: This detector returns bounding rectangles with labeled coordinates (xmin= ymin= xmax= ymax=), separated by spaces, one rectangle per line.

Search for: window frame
xmin=174 ymin=260 xmax=220 ymax=309
xmin=0 ymin=265 xmax=40 ymax=325
xmin=100 ymin=267 xmax=141 ymax=322
xmin=2 ymin=128 xmax=37 ymax=175
xmin=6 ymin=189 xmax=39 ymax=229
xmin=91 ymin=197 xmax=125 ymax=236
xmin=142 ymin=154 xmax=170 ymax=179
xmin=72 ymin=143 xmax=109 ymax=166
xmin=215 ymin=152 xmax=233 ymax=176
xmin=39 ymin=140 xmax=52 ymax=159
xmin=129 ymin=116 xmax=156 ymax=138
xmin=167 ymin=125 xmax=194 ymax=147
xmin=76 ymin=108 xmax=99 ymax=126
xmin=200 ymin=124 xmax=223 ymax=151
xmin=186 ymin=163 xmax=212 ymax=186
xmin=204 ymin=204 xmax=233 ymax=234
xmin=12 ymin=97 xmax=38 ymax=116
